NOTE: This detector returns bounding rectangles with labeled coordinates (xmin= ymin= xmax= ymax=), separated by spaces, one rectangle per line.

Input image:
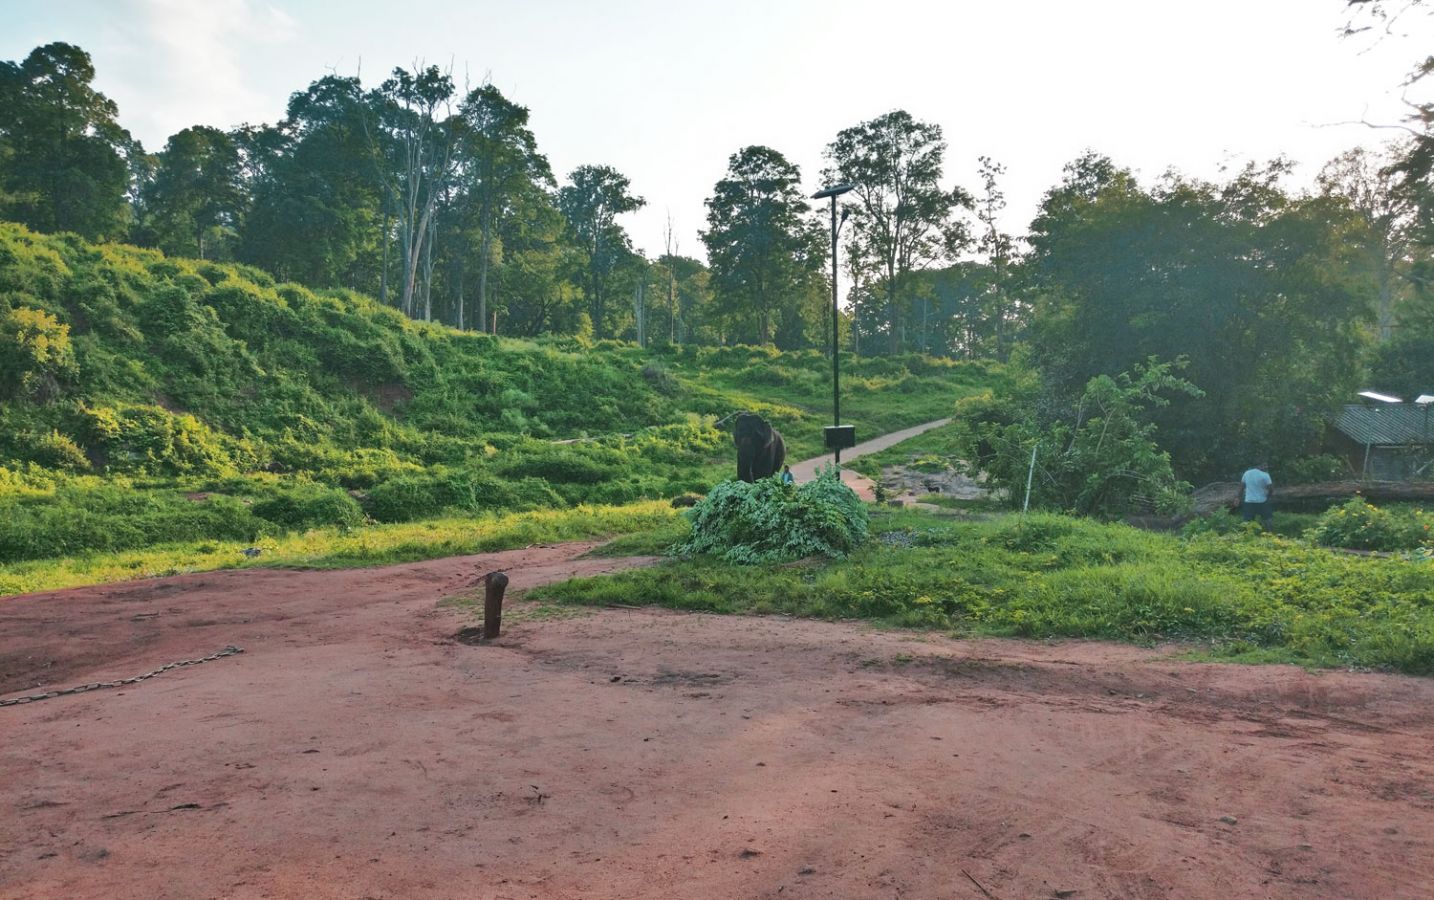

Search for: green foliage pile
xmin=675 ymin=468 xmax=869 ymax=563
xmin=1308 ymin=498 xmax=1434 ymax=552
xmin=0 ymin=224 xmax=990 ymax=565
xmin=534 ymin=509 xmax=1434 ymax=675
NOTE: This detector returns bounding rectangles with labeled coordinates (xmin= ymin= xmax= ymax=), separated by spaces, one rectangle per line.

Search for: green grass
xmin=0 ymin=500 xmax=679 ymax=597
xmin=530 ymin=508 xmax=1434 ymax=675
xmin=913 ymin=493 xmax=1002 ymax=512
xmin=583 ymin=514 xmax=694 ymax=557
xmin=846 ymin=421 xmax=966 ymax=479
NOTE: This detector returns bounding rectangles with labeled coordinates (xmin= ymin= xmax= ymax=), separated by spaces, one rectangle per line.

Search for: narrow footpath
xmin=788 ymin=417 xmax=951 ymax=499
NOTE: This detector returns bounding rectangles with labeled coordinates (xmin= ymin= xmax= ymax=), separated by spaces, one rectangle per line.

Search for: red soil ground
xmin=3 ymin=542 xmax=1433 ymax=899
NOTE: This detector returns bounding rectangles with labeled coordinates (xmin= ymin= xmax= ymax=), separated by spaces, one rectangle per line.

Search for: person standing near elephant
xmin=732 ymin=412 xmax=786 ymax=482
xmin=781 ymin=465 xmax=795 ymax=485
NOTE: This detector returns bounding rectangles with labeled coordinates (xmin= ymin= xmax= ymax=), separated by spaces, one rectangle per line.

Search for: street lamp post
xmin=813 ymin=183 xmax=855 ymax=464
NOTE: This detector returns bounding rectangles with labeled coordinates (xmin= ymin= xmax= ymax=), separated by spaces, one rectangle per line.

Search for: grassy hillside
xmin=0 ymin=224 xmax=1004 ymax=574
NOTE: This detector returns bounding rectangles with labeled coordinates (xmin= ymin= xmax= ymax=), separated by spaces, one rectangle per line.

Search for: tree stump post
xmin=484 ymin=571 xmax=509 ymax=640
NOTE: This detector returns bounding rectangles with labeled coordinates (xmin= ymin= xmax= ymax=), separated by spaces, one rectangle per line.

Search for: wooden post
xmin=483 ymin=571 xmax=509 ymax=639
xmin=1022 ymin=443 xmax=1038 ymax=515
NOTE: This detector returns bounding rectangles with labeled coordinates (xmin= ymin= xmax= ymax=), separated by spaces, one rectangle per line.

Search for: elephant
xmin=733 ymin=412 xmax=786 ymax=483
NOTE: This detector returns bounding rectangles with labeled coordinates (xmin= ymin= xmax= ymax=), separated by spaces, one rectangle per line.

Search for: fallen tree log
xmin=1199 ymin=480 xmax=1434 ymax=511
xmin=1127 ymin=480 xmax=1434 ymax=531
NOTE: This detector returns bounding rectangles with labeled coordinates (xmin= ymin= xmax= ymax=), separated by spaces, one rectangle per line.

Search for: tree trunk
xmin=669 ymin=269 xmax=677 ymax=343
xmin=633 ymin=282 xmax=646 ymax=347
xmin=589 ymin=270 xmax=604 ymax=340
xmin=887 ymin=276 xmax=899 ymax=355
xmin=1378 ymin=256 xmax=1394 ymax=343
xmin=421 ymin=214 xmax=435 ymax=322
xmin=454 ymin=257 xmax=466 ymax=331
xmin=380 ymin=203 xmax=391 ymax=306
xmin=478 ymin=194 xmax=493 ymax=333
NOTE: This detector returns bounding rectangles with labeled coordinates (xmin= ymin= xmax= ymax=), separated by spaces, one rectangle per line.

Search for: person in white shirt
xmin=1240 ymin=462 xmax=1274 ymax=528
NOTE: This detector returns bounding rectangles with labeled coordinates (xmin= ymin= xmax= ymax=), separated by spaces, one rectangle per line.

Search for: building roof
xmin=1332 ymin=404 xmax=1434 ymax=446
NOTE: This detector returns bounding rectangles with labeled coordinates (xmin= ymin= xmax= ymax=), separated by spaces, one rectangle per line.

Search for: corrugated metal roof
xmin=1332 ymin=404 xmax=1434 ymax=446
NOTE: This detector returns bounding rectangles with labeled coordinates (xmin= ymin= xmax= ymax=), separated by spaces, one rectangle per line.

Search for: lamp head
xmin=812 ymin=183 xmax=856 ymax=200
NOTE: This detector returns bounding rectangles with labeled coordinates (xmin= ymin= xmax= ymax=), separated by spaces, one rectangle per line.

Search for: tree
xmin=900 ymin=261 xmax=1005 ymax=358
xmin=823 ymin=110 xmax=971 ymax=354
xmin=238 ymin=76 xmax=385 ymax=292
xmin=1027 ymin=153 xmax=1374 ymax=479
xmin=557 ymin=165 xmax=645 ymax=339
xmin=1318 ymin=146 xmax=1416 ymax=341
xmin=139 ymin=126 xmax=246 ymax=259
xmin=976 ymin=156 xmax=1020 ymax=357
xmin=655 ymin=253 xmax=713 ymax=344
xmin=957 ymin=359 xmax=1202 ymax=517
xmin=450 ymin=84 xmax=553 ymax=332
xmin=0 ymin=43 xmax=133 ymax=240
xmin=701 ymin=146 xmax=825 ymax=345
xmin=485 ymin=186 xmax=581 ymax=336
xmin=660 ymin=213 xmax=680 ymax=343
xmin=367 ymin=65 xmax=458 ymax=319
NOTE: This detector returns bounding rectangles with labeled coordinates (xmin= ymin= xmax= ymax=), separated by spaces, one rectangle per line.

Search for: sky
xmin=4 ymin=0 xmax=1432 ymax=260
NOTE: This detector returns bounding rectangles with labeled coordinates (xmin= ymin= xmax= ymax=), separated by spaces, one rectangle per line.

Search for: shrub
xmin=0 ymin=306 xmax=76 ymax=400
xmin=641 ymin=363 xmax=681 ymax=395
xmin=1308 ymin=498 xmax=1434 ymax=552
xmin=366 ymin=470 xmax=563 ymax=523
xmin=988 ymin=513 xmax=1078 ymax=552
xmin=498 ymin=446 xmax=623 ymax=484
xmin=0 ymin=485 xmax=261 ymax=563
xmin=674 ymin=467 xmax=869 ymax=563
xmin=1182 ymin=508 xmax=1245 ymax=538
xmin=957 ymin=359 xmax=1199 ymax=517
xmin=1282 ymin=454 xmax=1350 ymax=484
xmin=79 ymin=404 xmax=236 ymax=476
xmin=251 ymin=483 xmax=365 ymax=532
xmin=28 ymin=430 xmax=90 ymax=472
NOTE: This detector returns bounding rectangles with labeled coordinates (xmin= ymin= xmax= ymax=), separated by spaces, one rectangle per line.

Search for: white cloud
xmin=100 ymin=0 xmax=298 ymax=147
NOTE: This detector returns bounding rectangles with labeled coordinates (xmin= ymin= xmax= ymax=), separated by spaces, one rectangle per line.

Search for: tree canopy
xmin=0 ymin=43 xmax=133 ymax=240
xmin=702 ymin=145 xmax=825 ymax=347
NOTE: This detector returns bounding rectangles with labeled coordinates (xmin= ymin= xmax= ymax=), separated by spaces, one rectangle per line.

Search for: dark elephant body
xmin=733 ymin=412 xmax=786 ymax=482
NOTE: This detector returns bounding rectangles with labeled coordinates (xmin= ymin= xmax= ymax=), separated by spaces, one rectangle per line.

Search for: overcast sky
xmin=4 ymin=0 xmax=1430 ymax=259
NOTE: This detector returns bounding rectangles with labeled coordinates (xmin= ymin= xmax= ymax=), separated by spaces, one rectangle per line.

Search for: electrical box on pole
xmin=824 ymin=425 xmax=856 ymax=450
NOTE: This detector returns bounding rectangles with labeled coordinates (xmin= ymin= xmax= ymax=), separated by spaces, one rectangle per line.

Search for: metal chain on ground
xmin=0 ymin=646 xmax=244 ymax=708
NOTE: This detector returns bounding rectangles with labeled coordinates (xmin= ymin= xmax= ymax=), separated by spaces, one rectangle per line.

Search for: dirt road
xmin=4 ymin=542 xmax=1434 ymax=899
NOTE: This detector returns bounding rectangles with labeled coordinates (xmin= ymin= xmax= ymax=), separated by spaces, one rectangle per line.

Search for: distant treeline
xmin=0 ymin=42 xmax=985 ymax=353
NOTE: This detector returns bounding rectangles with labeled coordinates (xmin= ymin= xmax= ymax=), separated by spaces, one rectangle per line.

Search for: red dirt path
xmin=3 ymin=542 xmax=1434 ymax=899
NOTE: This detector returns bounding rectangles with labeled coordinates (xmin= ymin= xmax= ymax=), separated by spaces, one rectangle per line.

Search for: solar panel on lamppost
xmin=812 ymin=183 xmax=856 ymax=463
